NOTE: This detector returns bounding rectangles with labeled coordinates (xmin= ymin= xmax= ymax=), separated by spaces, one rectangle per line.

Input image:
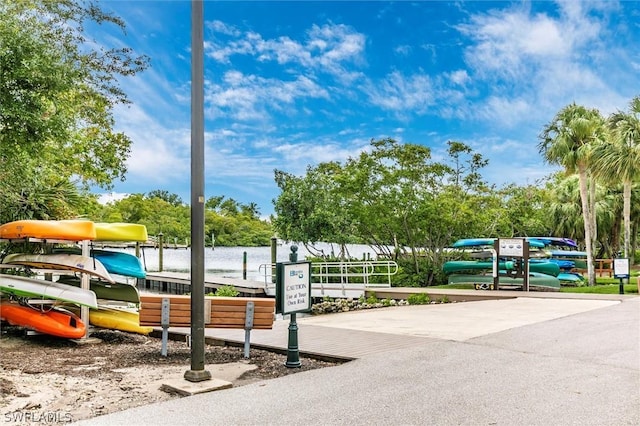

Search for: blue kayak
xmin=452 ymin=238 xmax=545 ymax=249
xmin=90 ymin=250 xmax=146 ymax=279
xmin=527 ymin=237 xmax=578 ymax=248
xmin=54 ymin=248 xmax=146 ymax=279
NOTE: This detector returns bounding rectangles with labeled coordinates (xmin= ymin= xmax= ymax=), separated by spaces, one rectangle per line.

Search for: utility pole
xmin=184 ymin=0 xmax=211 ymax=383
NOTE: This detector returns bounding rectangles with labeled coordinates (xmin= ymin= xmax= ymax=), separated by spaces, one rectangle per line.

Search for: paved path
xmin=75 ymin=292 xmax=640 ymax=425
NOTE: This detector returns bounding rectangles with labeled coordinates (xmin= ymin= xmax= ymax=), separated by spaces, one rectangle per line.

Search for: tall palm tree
xmin=539 ymin=103 xmax=607 ymax=286
xmin=592 ymin=96 xmax=640 ymax=263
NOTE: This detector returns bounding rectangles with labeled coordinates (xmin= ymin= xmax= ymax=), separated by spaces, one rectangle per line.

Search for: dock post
xmin=271 ymin=236 xmax=277 ymax=283
xmin=243 ymin=251 xmax=247 ymax=280
xmin=158 ymin=232 xmax=164 ymax=272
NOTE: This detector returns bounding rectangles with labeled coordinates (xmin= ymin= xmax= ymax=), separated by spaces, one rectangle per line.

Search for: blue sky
xmin=91 ymin=1 xmax=640 ymax=217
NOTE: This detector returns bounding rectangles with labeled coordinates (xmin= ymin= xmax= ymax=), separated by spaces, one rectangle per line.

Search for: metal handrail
xmin=258 ymin=260 xmax=398 ymax=294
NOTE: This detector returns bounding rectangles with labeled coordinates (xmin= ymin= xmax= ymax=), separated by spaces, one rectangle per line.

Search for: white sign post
xmin=281 ymin=263 xmax=311 ymax=314
xmin=613 ymin=258 xmax=630 ymax=294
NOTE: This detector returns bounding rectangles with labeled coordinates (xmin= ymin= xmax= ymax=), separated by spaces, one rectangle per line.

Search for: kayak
xmin=56 ymin=275 xmax=140 ymax=304
xmin=0 ymin=302 xmax=87 ymax=339
xmin=443 ymin=260 xmax=560 ymax=277
xmin=0 ymin=275 xmax=98 ymax=308
xmin=89 ymin=308 xmax=152 ymax=335
xmin=94 ymin=222 xmax=148 ymax=242
xmin=54 ymin=248 xmax=146 ymax=279
xmin=452 ymin=238 xmax=545 ymax=249
xmin=447 ymin=272 xmax=561 ymax=291
xmin=0 ymin=219 xmax=96 ymax=241
xmin=2 ymin=253 xmax=115 ymax=283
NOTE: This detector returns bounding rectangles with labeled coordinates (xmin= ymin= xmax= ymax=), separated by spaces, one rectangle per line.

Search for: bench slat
xmin=139 ymin=295 xmax=275 ymax=329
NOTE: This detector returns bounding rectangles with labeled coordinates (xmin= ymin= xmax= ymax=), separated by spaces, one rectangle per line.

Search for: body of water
xmin=117 ymin=243 xmax=378 ymax=281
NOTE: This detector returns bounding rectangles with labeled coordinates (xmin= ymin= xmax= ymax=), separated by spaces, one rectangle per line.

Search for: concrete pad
xmin=160 ymin=378 xmax=232 ymax=396
xmin=299 ymin=297 xmax=620 ymax=341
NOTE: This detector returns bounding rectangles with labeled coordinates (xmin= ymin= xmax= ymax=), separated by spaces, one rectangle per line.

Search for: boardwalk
xmin=160 ymin=290 xmax=631 ymax=361
xmin=142 ymin=272 xmax=268 ymax=296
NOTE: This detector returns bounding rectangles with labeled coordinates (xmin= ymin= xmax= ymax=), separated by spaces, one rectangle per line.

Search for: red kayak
xmin=0 ymin=302 xmax=86 ymax=339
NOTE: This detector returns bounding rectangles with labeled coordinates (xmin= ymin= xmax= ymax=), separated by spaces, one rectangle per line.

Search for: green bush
xmin=407 ymin=293 xmax=430 ymax=305
xmin=214 ymin=285 xmax=239 ymax=297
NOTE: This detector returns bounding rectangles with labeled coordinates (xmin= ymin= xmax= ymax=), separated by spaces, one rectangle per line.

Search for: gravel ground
xmin=0 ymin=326 xmax=340 ymax=424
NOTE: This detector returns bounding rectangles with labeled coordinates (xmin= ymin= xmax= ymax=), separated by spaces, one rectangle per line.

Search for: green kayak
xmin=447 ymin=272 xmax=561 ymax=291
xmin=443 ymin=260 xmax=560 ymax=277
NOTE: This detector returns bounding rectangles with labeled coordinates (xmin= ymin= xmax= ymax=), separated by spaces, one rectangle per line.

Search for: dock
xmin=140 ymin=272 xmax=269 ymax=297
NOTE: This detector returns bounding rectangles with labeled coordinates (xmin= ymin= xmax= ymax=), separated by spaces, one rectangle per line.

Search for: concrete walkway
xmin=75 ymin=292 xmax=640 ymax=425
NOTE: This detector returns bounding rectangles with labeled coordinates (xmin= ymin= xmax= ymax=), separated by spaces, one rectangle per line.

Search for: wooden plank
xmin=139 ymin=295 xmax=274 ymax=329
xmin=212 ymin=305 xmax=274 ymax=313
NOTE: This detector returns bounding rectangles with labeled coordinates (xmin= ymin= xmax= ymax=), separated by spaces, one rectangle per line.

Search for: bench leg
xmin=161 ymin=325 xmax=169 ymax=357
xmin=244 ymin=329 xmax=251 ymax=358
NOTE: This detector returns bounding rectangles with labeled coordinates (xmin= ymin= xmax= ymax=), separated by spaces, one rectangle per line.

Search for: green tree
xmin=147 ymin=190 xmax=184 ymax=207
xmin=0 ymin=0 xmax=148 ymax=221
xmin=539 ymin=104 xmax=607 ymax=286
xmin=592 ymin=96 xmax=640 ymax=262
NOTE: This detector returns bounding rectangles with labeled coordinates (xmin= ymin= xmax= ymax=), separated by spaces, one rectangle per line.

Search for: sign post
xmin=613 ymin=257 xmax=629 ymax=295
xmin=495 ymin=238 xmax=529 ymax=291
xmin=276 ymin=246 xmax=311 ymax=368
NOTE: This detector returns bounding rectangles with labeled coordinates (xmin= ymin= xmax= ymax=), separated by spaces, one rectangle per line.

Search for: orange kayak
xmin=0 ymin=220 xmax=96 ymax=241
xmin=0 ymin=302 xmax=87 ymax=339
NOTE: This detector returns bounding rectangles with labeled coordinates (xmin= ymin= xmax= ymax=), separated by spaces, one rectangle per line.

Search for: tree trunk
xmin=623 ymin=180 xmax=631 ymax=260
xmin=578 ymin=166 xmax=596 ymax=286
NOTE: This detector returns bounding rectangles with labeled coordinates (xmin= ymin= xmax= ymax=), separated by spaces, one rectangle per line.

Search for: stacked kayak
xmin=444 ymin=237 xmax=583 ymax=291
xmin=0 ymin=219 xmax=150 ymax=337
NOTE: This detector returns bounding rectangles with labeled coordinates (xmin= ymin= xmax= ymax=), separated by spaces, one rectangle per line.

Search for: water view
xmin=117 ymin=242 xmax=379 ymax=281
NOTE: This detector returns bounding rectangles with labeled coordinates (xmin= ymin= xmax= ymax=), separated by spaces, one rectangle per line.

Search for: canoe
xmin=88 ymin=308 xmax=152 ymax=335
xmin=0 ymin=275 xmax=98 ymax=308
xmin=3 ymin=253 xmax=115 ymax=283
xmin=56 ymin=275 xmax=140 ymax=304
xmin=54 ymin=248 xmax=146 ymax=279
xmin=0 ymin=219 xmax=96 ymax=241
xmin=447 ymin=272 xmax=561 ymax=291
xmin=95 ymin=222 xmax=148 ymax=242
xmin=0 ymin=302 xmax=86 ymax=338
xmin=443 ymin=260 xmax=560 ymax=277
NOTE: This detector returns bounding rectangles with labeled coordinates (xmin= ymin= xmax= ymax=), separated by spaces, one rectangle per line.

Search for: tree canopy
xmin=0 ymin=0 xmax=148 ymax=223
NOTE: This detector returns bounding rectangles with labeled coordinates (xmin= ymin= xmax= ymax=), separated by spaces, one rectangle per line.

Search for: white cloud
xmin=113 ymin=104 xmax=190 ymax=182
xmin=97 ymin=192 xmax=130 ymax=205
xmin=206 ymin=22 xmax=366 ymax=82
xmin=205 ymin=71 xmax=329 ymax=122
xmin=365 ymin=71 xmax=435 ymax=114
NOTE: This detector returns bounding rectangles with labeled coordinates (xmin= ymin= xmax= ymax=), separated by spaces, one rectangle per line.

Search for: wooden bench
xmin=139 ymin=295 xmax=275 ymax=357
xmin=571 ymin=259 xmax=614 ymax=278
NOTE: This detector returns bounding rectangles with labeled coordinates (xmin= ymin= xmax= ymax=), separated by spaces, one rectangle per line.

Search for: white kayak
xmin=2 ymin=253 xmax=115 ymax=283
xmin=0 ymin=275 xmax=98 ymax=308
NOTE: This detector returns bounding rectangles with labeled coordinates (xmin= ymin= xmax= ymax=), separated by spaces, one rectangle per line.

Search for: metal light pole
xmin=184 ymin=0 xmax=211 ymax=383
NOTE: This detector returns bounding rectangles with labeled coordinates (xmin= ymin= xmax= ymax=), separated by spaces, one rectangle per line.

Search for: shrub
xmin=214 ymin=285 xmax=239 ymax=297
xmin=407 ymin=293 xmax=430 ymax=305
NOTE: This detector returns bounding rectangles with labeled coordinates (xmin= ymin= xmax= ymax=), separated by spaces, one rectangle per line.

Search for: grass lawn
xmin=434 ymin=278 xmax=638 ymax=294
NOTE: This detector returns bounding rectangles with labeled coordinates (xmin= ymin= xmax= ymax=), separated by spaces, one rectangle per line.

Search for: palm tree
xmin=592 ymin=96 xmax=640 ymax=263
xmin=539 ymin=103 xmax=607 ymax=286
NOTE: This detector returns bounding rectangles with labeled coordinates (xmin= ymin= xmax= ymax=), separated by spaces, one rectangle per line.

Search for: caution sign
xmin=276 ymin=261 xmax=311 ymax=314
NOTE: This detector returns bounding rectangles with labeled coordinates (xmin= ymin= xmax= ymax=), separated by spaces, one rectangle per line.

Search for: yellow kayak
xmin=89 ymin=308 xmax=153 ymax=335
xmin=94 ymin=223 xmax=148 ymax=242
